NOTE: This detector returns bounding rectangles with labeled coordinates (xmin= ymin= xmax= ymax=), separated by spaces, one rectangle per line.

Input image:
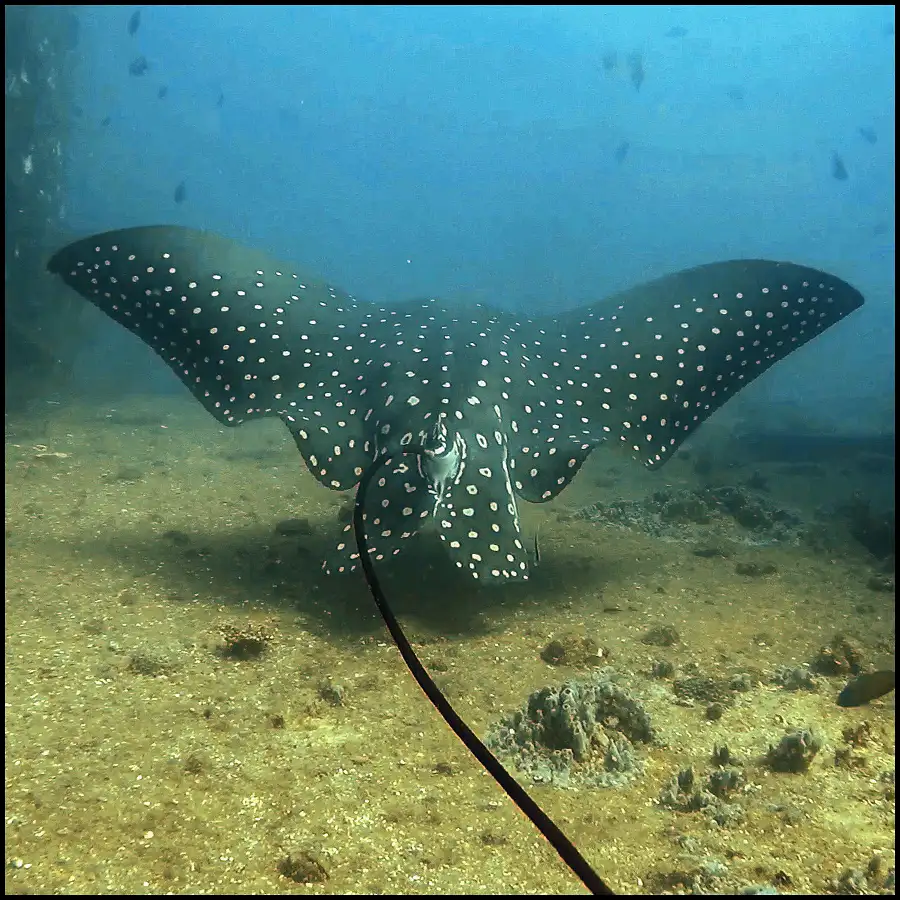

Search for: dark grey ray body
xmin=48 ymin=226 xmax=864 ymax=581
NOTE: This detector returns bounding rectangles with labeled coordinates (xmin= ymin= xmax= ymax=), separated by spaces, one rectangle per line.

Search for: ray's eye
xmin=423 ymin=423 xmax=448 ymax=456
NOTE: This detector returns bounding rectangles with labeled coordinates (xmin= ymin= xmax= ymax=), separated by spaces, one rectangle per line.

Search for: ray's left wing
xmin=503 ymin=260 xmax=864 ymax=502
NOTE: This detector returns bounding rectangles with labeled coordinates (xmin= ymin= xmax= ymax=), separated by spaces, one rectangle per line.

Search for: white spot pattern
xmin=49 ymin=229 xmax=864 ymax=582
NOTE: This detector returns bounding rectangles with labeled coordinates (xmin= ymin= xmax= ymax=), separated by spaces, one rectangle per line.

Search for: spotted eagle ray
xmin=48 ymin=226 xmax=864 ymax=581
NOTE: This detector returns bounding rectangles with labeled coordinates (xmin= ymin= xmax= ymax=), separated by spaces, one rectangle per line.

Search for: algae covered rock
xmin=487 ymin=668 xmax=654 ymax=788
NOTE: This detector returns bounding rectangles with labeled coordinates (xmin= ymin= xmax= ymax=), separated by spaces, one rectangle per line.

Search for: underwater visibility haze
xmin=5 ymin=5 xmax=895 ymax=895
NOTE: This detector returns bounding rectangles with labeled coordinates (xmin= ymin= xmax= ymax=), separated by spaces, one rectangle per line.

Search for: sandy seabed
xmin=5 ymin=394 xmax=894 ymax=895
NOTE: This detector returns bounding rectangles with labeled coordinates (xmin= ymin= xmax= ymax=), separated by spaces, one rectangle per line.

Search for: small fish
xmin=858 ymin=126 xmax=877 ymax=144
xmin=100 ymin=116 xmax=112 ymax=128
xmin=129 ymin=55 xmax=149 ymax=77
xmin=128 ymin=9 xmax=141 ymax=37
xmin=627 ymin=52 xmax=645 ymax=92
xmin=532 ymin=531 xmax=541 ymax=567
xmin=665 ymin=26 xmax=688 ymax=38
xmin=601 ymin=50 xmax=617 ymax=73
xmin=726 ymin=87 xmax=745 ymax=103
xmin=837 ymin=670 xmax=895 ymax=707
xmin=831 ymin=153 xmax=848 ymax=181
xmin=157 ymin=85 xmax=168 ymax=99
xmin=613 ymin=141 xmax=630 ymax=164
xmin=216 ymin=91 xmax=224 ymax=109
xmin=174 ymin=181 xmax=186 ymax=204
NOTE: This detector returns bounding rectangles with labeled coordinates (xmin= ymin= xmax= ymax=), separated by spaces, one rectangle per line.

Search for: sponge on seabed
xmin=487 ymin=668 xmax=655 ymax=788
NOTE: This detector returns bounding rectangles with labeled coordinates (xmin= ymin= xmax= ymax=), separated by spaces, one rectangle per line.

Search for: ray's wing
xmin=504 ymin=260 xmax=864 ymax=501
xmin=48 ymin=225 xmax=375 ymax=490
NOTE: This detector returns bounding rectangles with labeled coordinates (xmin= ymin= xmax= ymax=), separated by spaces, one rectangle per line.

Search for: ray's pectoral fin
xmin=46 ymin=224 xmax=371 ymax=433
xmin=537 ymin=259 xmax=864 ymax=471
xmin=283 ymin=415 xmax=371 ymax=491
xmin=509 ymin=433 xmax=599 ymax=503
